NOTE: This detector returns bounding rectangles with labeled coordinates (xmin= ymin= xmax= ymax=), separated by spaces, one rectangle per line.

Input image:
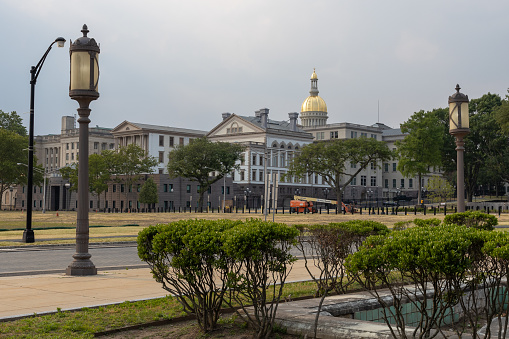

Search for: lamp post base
xmin=22 ymin=230 xmax=35 ymax=243
xmin=66 ymin=253 xmax=97 ymax=276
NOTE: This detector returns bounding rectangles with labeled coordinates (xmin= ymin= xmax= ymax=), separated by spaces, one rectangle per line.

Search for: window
xmin=71 ymin=142 xmax=74 ymax=149
xmin=371 ymin=134 xmax=377 ymax=139
xmin=409 ymin=179 xmax=413 ymax=188
xmin=393 ymin=179 xmax=397 ymax=188
xmin=90 ymin=200 xmax=93 ymax=208
xmin=401 ymin=179 xmax=405 ymax=188
xmin=179 ymin=137 xmax=184 ymax=145
xmin=351 ymin=177 xmax=357 ymax=185
xmin=109 ymin=143 xmax=114 ymax=149
xmin=159 ymin=151 xmax=164 ymax=163
xmin=186 ymin=185 xmax=191 ymax=193
xmin=137 ymin=184 xmax=141 ymax=192
xmin=259 ymin=156 xmax=263 ymax=166
xmin=163 ymin=184 xmax=168 ymax=192
xmin=252 ymin=170 xmax=256 ymax=181
xmin=102 ymin=143 xmax=107 ymax=150
xmin=350 ymin=162 xmax=356 ymax=169
xmin=169 ymin=137 xmax=174 ymax=147
xmin=94 ymin=142 xmax=99 ymax=149
xmin=66 ymin=153 xmax=69 ymax=160
xmin=207 ymin=186 xmax=211 ymax=194
xmin=350 ymin=131 xmax=357 ymax=138
xmin=226 ymin=186 xmax=230 ymax=194
xmin=129 ymin=185 xmax=132 ymax=193
xmin=360 ymin=132 xmax=367 ymax=138
xmin=252 ymin=154 xmax=257 ymax=166
xmin=240 ymin=170 xmax=245 ymax=181
xmin=259 ymin=170 xmax=264 ymax=182
xmin=384 ymin=179 xmax=389 ymax=188
xmin=370 ymin=162 xmax=376 ymax=170
xmin=121 ymin=184 xmax=125 ymax=193
xmin=197 ymin=185 xmax=200 ymax=193
xmin=384 ymin=163 xmax=389 ymax=172
xmin=159 ymin=135 xmax=164 ymax=147
xmin=158 ymin=168 xmax=163 ymax=174
xmin=221 ymin=186 xmax=224 ymax=194
xmin=360 ymin=175 xmax=367 ymax=186
xmin=240 ymin=153 xmax=245 ymax=165
xmin=392 ymin=163 xmax=397 ymax=172
xmin=169 ymin=184 xmax=173 ymax=192
xmin=371 ymin=176 xmax=377 ymax=186
xmin=71 ymin=153 xmax=74 ymax=160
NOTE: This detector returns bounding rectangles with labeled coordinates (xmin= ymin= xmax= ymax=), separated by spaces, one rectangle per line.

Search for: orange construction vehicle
xmin=293 ymin=195 xmax=358 ymax=213
xmin=290 ymin=200 xmax=318 ymax=213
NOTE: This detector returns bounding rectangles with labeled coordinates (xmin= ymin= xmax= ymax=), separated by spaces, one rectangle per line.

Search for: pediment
xmin=111 ymin=121 xmax=143 ymax=134
xmin=207 ymin=114 xmax=264 ymax=138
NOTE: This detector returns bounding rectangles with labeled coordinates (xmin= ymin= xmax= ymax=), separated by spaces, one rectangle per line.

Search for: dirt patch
xmin=101 ymin=318 xmax=299 ymax=339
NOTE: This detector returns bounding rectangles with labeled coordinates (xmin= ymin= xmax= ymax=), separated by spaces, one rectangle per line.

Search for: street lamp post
xmin=9 ymin=186 xmax=14 ymax=211
xmin=65 ymin=183 xmax=71 ymax=211
xmin=66 ymin=25 xmax=100 ymax=276
xmin=449 ymin=85 xmax=470 ymax=212
xmin=23 ymin=36 xmax=66 ymax=243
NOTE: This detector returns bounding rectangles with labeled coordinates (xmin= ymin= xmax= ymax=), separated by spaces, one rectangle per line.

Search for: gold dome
xmin=301 ymin=95 xmax=327 ymax=112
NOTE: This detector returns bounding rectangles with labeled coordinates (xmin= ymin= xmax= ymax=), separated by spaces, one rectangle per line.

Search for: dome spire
xmin=310 ymin=68 xmax=319 ymax=97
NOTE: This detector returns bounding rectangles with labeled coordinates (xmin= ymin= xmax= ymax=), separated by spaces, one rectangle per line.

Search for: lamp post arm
xmin=32 ymin=41 xmax=57 ymax=85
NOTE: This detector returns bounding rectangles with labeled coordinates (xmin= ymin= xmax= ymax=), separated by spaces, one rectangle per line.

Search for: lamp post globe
xmin=66 ymin=24 xmax=100 ymax=276
xmin=449 ymin=84 xmax=470 ymax=212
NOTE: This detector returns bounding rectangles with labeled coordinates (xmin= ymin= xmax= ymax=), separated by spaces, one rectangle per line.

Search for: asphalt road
xmin=0 ymin=243 xmax=309 ymax=276
xmin=0 ymin=244 xmax=146 ymax=275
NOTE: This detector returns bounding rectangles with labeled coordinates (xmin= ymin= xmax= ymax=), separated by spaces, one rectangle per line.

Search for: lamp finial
xmin=81 ymin=24 xmax=89 ymax=37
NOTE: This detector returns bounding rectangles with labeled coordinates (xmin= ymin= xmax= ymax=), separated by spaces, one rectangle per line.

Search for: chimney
xmin=288 ymin=112 xmax=299 ymax=131
xmin=259 ymin=108 xmax=269 ymax=129
xmin=254 ymin=109 xmax=261 ymax=118
xmin=222 ymin=112 xmax=232 ymax=120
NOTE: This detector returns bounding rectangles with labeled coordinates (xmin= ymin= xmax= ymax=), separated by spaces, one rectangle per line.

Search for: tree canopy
xmin=396 ymin=109 xmax=444 ymax=203
xmin=138 ymin=177 xmax=158 ymax=208
xmin=286 ymin=137 xmax=393 ymax=206
xmin=167 ymin=137 xmax=244 ymax=207
xmin=0 ymin=110 xmax=27 ymax=136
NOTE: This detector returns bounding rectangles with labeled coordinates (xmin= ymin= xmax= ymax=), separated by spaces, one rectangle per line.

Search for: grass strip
xmin=0 ymin=280 xmax=324 ymax=338
xmin=0 ymin=224 xmax=140 ymax=232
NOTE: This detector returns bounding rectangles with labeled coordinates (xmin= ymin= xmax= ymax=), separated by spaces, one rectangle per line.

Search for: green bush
xmin=138 ymin=218 xmax=298 ymax=338
xmin=137 ymin=219 xmax=241 ymax=332
xmin=222 ymin=219 xmax=298 ymax=339
xmin=413 ymin=218 xmax=441 ymax=227
xmin=345 ymin=224 xmax=502 ymax=338
xmin=443 ymin=210 xmax=498 ymax=230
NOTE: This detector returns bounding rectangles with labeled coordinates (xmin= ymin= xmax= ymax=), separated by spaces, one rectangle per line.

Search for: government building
xmin=8 ymin=70 xmax=439 ymax=211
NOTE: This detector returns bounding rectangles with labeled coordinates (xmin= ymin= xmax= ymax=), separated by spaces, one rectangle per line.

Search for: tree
xmin=425 ymin=175 xmax=454 ymax=203
xmin=0 ymin=129 xmax=44 ymax=209
xmin=396 ymin=109 xmax=444 ymax=204
xmin=167 ymin=137 xmax=244 ymax=207
xmin=0 ymin=110 xmax=27 ymax=136
xmin=60 ymin=153 xmax=113 ymax=210
xmin=139 ymin=177 xmax=158 ymax=210
xmin=286 ymin=137 xmax=393 ymax=208
xmin=109 ymin=144 xmax=158 ymax=210
xmin=464 ymin=93 xmax=504 ymax=201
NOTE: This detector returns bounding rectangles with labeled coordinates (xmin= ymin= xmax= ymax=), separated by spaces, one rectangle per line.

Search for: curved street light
xmin=23 ymin=36 xmax=66 ymax=243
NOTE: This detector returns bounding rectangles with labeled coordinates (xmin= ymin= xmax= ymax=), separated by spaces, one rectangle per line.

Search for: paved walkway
xmin=0 ymin=260 xmax=318 ymax=320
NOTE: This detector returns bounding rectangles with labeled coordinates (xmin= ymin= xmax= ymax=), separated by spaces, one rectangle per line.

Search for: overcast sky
xmin=1 ymin=0 xmax=508 ymax=136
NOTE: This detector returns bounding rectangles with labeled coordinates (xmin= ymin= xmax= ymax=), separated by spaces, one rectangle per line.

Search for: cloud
xmin=395 ymin=32 xmax=439 ymax=64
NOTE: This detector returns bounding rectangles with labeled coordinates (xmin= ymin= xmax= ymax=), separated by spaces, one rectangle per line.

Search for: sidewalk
xmin=0 ymin=260 xmax=317 ymax=321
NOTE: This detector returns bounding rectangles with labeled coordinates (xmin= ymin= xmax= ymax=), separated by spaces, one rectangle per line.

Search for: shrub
xmin=413 ymin=218 xmax=441 ymax=227
xmin=345 ymin=224 xmax=503 ymax=338
xmin=222 ymin=219 xmax=298 ymax=339
xmin=137 ymin=219 xmax=240 ymax=332
xmin=444 ymin=211 xmax=498 ymax=230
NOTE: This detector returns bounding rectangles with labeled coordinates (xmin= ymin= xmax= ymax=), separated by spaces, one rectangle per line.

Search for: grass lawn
xmin=0 ymin=280 xmax=321 ymax=338
xmin=3 ymin=209 xmax=502 ymax=246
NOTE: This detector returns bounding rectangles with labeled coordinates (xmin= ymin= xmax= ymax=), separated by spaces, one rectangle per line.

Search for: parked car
xmin=383 ymin=201 xmax=399 ymax=207
xmin=393 ymin=195 xmax=412 ymax=202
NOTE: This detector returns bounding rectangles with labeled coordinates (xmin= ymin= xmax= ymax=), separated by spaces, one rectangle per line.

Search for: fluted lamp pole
xmin=448 ymin=84 xmax=470 ymax=213
xmin=66 ymin=24 xmax=100 ymax=276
